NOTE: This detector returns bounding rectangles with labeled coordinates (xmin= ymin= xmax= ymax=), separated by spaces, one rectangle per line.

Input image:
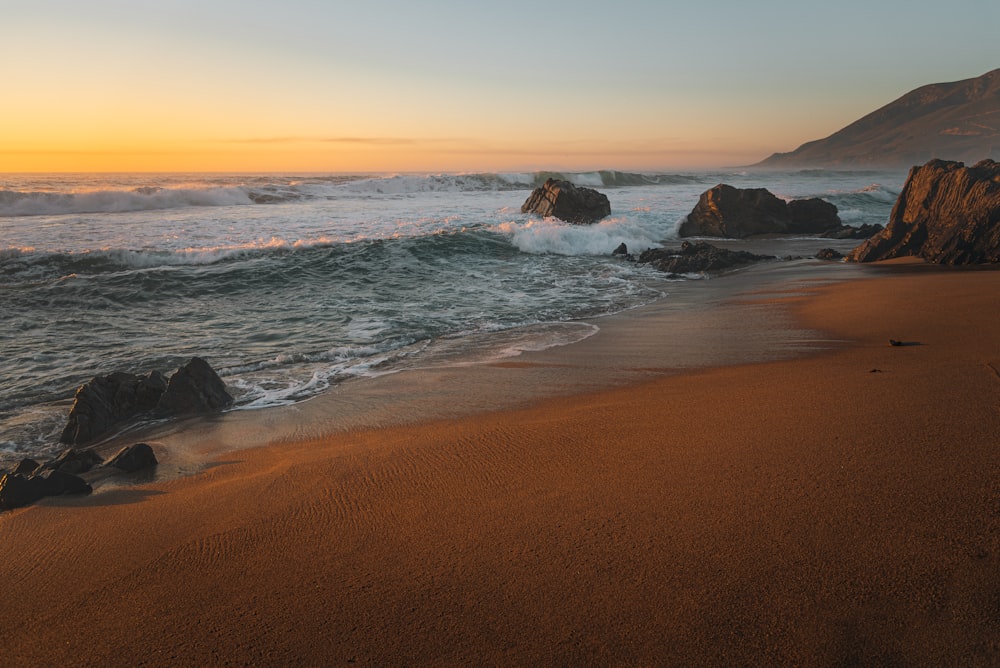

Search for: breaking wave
xmin=0 ymin=170 xmax=711 ymax=217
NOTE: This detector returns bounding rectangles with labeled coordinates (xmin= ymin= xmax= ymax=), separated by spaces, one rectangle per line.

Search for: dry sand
xmin=2 ymin=264 xmax=1000 ymax=665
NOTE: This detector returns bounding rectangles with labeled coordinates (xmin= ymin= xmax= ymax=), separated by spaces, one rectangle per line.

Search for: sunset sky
xmin=3 ymin=0 xmax=997 ymax=173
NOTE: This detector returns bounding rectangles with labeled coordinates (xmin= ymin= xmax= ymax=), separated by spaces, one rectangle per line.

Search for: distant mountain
xmin=755 ymin=69 xmax=1000 ymax=169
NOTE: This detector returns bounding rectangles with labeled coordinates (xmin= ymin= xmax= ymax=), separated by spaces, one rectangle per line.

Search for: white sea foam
xmin=496 ymin=216 xmax=674 ymax=256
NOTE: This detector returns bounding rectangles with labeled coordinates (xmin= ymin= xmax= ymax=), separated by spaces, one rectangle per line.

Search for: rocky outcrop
xmin=638 ymin=241 xmax=775 ymax=275
xmin=154 ymin=357 xmax=233 ymax=417
xmin=60 ymin=371 xmax=167 ymax=445
xmin=815 ymin=248 xmax=844 ymax=261
xmin=521 ymin=178 xmax=611 ymax=224
xmin=61 ymin=358 xmax=232 ymax=445
xmin=848 ymin=159 xmax=1000 ymax=264
xmin=679 ymin=184 xmax=844 ymax=238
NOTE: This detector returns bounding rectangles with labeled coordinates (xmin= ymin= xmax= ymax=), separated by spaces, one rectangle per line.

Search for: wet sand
xmin=2 ymin=263 xmax=1000 ymax=665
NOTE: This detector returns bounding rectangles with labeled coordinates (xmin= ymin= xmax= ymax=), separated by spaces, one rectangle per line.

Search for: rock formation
xmin=679 ymin=184 xmax=845 ymax=238
xmin=105 ymin=443 xmax=158 ymax=473
xmin=61 ymin=357 xmax=232 ymax=445
xmin=638 ymin=241 xmax=775 ymax=275
xmin=521 ymin=178 xmax=611 ymax=224
xmin=0 ymin=469 xmax=92 ymax=510
xmin=154 ymin=357 xmax=233 ymax=417
xmin=847 ymin=159 xmax=1000 ymax=264
xmin=60 ymin=371 xmax=167 ymax=445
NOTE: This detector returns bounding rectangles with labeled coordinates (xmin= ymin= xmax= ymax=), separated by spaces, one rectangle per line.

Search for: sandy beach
xmin=3 ymin=262 xmax=1000 ymax=665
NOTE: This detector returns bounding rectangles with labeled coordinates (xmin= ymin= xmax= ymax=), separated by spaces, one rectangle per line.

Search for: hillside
xmin=755 ymin=69 xmax=1000 ymax=169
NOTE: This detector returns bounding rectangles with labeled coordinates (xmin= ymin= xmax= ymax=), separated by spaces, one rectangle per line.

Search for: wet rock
xmin=521 ymin=178 xmax=611 ymax=224
xmin=12 ymin=458 xmax=40 ymax=476
xmin=815 ymin=248 xmax=844 ymax=261
xmin=0 ymin=474 xmax=46 ymax=510
xmin=848 ymin=159 xmax=1000 ymax=264
xmin=40 ymin=448 xmax=104 ymax=475
xmin=154 ymin=357 xmax=233 ymax=417
xmin=60 ymin=370 xmax=167 ymax=445
xmin=0 ymin=470 xmax=91 ymax=511
xmin=638 ymin=241 xmax=775 ymax=275
xmin=36 ymin=469 xmax=92 ymax=497
xmin=818 ymin=223 xmax=885 ymax=239
xmin=679 ymin=184 xmax=843 ymax=238
xmin=105 ymin=443 xmax=158 ymax=473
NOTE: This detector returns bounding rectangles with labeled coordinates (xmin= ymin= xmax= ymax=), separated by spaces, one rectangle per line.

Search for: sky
xmin=2 ymin=0 xmax=997 ymax=173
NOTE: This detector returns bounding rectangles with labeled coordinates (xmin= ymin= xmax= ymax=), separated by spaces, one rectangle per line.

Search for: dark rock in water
xmin=40 ymin=448 xmax=104 ymax=475
xmin=818 ymin=222 xmax=885 ymax=239
xmin=787 ymin=198 xmax=842 ymax=234
xmin=0 ymin=470 xmax=91 ymax=510
xmin=613 ymin=242 xmax=629 ymax=256
xmin=60 ymin=358 xmax=230 ymax=445
xmin=679 ymin=184 xmax=843 ymax=238
xmin=848 ymin=159 xmax=1000 ymax=264
xmin=0 ymin=474 xmax=46 ymax=510
xmin=521 ymin=178 xmax=611 ymax=224
xmin=155 ymin=357 xmax=233 ymax=417
xmin=60 ymin=370 xmax=168 ymax=445
xmin=12 ymin=458 xmax=40 ymax=476
xmin=105 ymin=443 xmax=158 ymax=473
xmin=815 ymin=248 xmax=844 ymax=261
xmin=638 ymin=241 xmax=775 ymax=275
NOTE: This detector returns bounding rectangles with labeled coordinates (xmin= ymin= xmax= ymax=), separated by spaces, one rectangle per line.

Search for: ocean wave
xmin=496 ymin=215 xmax=676 ymax=256
xmin=0 ymin=185 xmax=259 ymax=217
xmin=0 ymin=170 xmax=712 ymax=217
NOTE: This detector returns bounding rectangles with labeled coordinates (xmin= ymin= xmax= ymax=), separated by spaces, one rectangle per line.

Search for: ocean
xmin=0 ymin=169 xmax=905 ymax=465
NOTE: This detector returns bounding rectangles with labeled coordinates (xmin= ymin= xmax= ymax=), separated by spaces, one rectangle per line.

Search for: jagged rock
xmin=521 ymin=178 xmax=611 ymax=224
xmin=638 ymin=241 xmax=775 ymax=275
xmin=154 ymin=357 xmax=233 ymax=417
xmin=105 ymin=443 xmax=158 ymax=473
xmin=679 ymin=184 xmax=843 ymax=238
xmin=613 ymin=242 xmax=629 ymax=256
xmin=60 ymin=358 xmax=231 ymax=445
xmin=40 ymin=448 xmax=104 ymax=475
xmin=60 ymin=370 xmax=167 ymax=445
xmin=848 ymin=159 xmax=1000 ymax=264
xmin=815 ymin=248 xmax=844 ymax=261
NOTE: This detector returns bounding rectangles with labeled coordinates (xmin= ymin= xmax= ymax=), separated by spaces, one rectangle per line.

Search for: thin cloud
xmin=215 ymin=136 xmax=458 ymax=146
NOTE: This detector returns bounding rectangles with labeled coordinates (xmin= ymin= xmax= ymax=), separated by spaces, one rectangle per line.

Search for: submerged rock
xmin=521 ymin=178 xmax=611 ymax=224
xmin=848 ymin=159 xmax=1000 ymax=264
xmin=815 ymin=248 xmax=844 ymax=261
xmin=638 ymin=241 xmax=775 ymax=275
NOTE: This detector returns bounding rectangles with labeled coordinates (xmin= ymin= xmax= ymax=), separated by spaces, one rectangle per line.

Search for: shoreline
xmin=78 ymin=249 xmax=869 ymax=481
xmin=3 ymin=261 xmax=1000 ymax=664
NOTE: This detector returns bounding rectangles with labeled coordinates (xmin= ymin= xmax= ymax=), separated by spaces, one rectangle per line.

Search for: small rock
xmin=104 ymin=443 xmax=158 ymax=473
xmin=13 ymin=458 xmax=40 ymax=476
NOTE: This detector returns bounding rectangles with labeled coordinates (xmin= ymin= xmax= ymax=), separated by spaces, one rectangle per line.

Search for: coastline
xmin=3 ymin=260 xmax=1000 ymax=664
